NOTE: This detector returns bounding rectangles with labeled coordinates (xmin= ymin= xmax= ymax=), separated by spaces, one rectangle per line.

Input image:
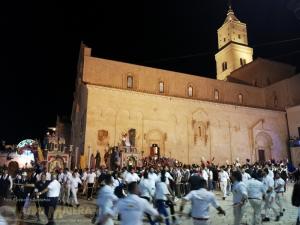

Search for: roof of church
xmin=224 ymin=7 xmax=240 ymax=24
xmin=227 ymin=58 xmax=296 ymax=87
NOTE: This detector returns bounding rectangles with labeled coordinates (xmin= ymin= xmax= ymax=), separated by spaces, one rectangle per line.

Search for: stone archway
xmin=255 ymin=132 xmax=273 ymax=162
xmin=144 ymin=129 xmax=166 ymax=157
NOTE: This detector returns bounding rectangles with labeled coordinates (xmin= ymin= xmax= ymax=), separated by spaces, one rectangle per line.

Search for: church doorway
xmin=255 ymin=132 xmax=273 ymax=162
xmin=144 ymin=129 xmax=166 ymax=157
xmin=258 ymin=149 xmax=266 ymax=162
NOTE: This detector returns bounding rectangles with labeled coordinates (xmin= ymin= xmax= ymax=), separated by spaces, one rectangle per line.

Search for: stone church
xmin=71 ymin=6 xmax=300 ymax=168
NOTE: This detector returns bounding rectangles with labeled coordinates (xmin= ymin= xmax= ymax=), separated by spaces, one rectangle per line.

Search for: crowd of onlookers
xmin=0 ymin=158 xmax=300 ymax=225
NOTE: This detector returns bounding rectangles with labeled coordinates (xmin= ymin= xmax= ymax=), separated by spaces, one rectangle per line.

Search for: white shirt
xmin=158 ymin=171 xmax=173 ymax=185
xmin=263 ymin=175 xmax=274 ymax=193
xmin=242 ymin=172 xmax=251 ymax=182
xmin=245 ymin=178 xmax=266 ymax=200
xmin=148 ymin=172 xmax=159 ymax=188
xmin=64 ymin=172 xmax=72 ymax=186
xmin=268 ymin=169 xmax=274 ymax=179
xmin=47 ymin=179 xmax=61 ymax=197
xmin=81 ymin=171 xmax=88 ymax=181
xmin=155 ymin=181 xmax=169 ymax=200
xmin=87 ymin=172 xmax=97 ymax=184
xmin=139 ymin=178 xmax=154 ymax=199
xmin=124 ymin=173 xmax=140 ymax=184
xmin=202 ymin=170 xmax=208 ymax=181
xmin=46 ymin=172 xmax=51 ymax=181
xmin=114 ymin=194 xmax=159 ymax=225
xmin=232 ymin=181 xmax=248 ymax=204
xmin=219 ymin=171 xmax=229 ymax=182
xmin=58 ymin=172 xmax=64 ymax=183
xmin=70 ymin=176 xmax=82 ymax=189
xmin=97 ymin=185 xmax=118 ymax=216
xmin=274 ymin=178 xmax=285 ymax=193
xmin=183 ymin=188 xmax=220 ymax=219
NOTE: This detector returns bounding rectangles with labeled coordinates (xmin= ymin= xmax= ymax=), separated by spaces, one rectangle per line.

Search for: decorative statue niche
xmin=193 ymin=120 xmax=209 ymax=145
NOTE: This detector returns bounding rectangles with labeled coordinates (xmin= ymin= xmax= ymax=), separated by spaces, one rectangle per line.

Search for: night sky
xmin=1 ymin=0 xmax=300 ymax=144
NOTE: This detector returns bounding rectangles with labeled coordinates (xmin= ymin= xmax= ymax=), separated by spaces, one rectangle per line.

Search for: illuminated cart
xmin=46 ymin=152 xmax=70 ymax=172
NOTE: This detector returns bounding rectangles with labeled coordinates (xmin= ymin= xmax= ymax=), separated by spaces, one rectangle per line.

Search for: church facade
xmin=71 ymin=7 xmax=300 ymax=167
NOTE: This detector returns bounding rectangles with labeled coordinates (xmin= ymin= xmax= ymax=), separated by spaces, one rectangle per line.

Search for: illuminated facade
xmin=71 ymin=7 xmax=300 ymax=168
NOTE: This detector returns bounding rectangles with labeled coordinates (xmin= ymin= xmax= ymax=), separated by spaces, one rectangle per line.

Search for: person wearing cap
xmin=180 ymin=176 xmax=226 ymax=225
xmin=245 ymin=169 xmax=266 ymax=225
xmin=231 ymin=170 xmax=248 ymax=225
xmin=37 ymin=173 xmax=61 ymax=225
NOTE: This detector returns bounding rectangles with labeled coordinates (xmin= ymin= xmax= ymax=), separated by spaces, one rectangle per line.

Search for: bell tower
xmin=215 ymin=2 xmax=253 ymax=81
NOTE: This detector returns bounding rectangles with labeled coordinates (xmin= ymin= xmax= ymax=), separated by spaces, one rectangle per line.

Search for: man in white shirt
xmin=81 ymin=168 xmax=88 ymax=195
xmin=241 ymin=169 xmax=251 ymax=182
xmin=99 ymin=181 xmax=162 ymax=225
xmin=70 ymin=172 xmax=82 ymax=207
xmin=37 ymin=174 xmax=61 ymax=225
xmin=245 ymin=172 xmax=266 ymax=225
xmin=96 ymin=174 xmax=118 ymax=225
xmin=63 ymin=168 xmax=72 ymax=206
xmin=219 ymin=167 xmax=229 ymax=200
xmin=180 ymin=176 xmax=226 ymax=225
xmin=231 ymin=171 xmax=248 ymax=225
xmin=87 ymin=169 xmax=97 ymax=200
xmin=148 ymin=167 xmax=159 ymax=189
xmin=262 ymin=168 xmax=280 ymax=222
xmin=124 ymin=168 xmax=140 ymax=184
xmin=274 ymin=172 xmax=285 ymax=217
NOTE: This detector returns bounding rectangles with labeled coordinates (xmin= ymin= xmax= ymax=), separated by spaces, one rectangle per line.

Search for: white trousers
xmin=64 ymin=185 xmax=71 ymax=204
xmin=233 ymin=204 xmax=245 ymax=225
xmin=71 ymin=187 xmax=79 ymax=205
xmin=220 ymin=181 xmax=227 ymax=198
xmin=264 ymin=194 xmax=278 ymax=218
xmin=275 ymin=193 xmax=284 ymax=213
xmin=249 ymin=199 xmax=262 ymax=225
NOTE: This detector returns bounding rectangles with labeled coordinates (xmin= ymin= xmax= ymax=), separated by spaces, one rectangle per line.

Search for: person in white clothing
xmin=37 ymin=174 xmax=61 ymax=225
xmin=99 ymin=181 xmax=162 ymax=225
xmin=70 ymin=172 xmax=82 ymax=207
xmin=262 ymin=168 xmax=280 ymax=222
xmin=124 ymin=167 xmax=140 ymax=184
xmin=180 ymin=176 xmax=226 ymax=225
xmin=274 ymin=172 xmax=285 ymax=216
xmin=87 ymin=169 xmax=97 ymax=200
xmin=81 ymin=168 xmax=88 ymax=195
xmin=219 ymin=167 xmax=229 ymax=200
xmin=241 ymin=169 xmax=251 ymax=182
xmin=148 ymin=167 xmax=159 ymax=189
xmin=63 ymin=168 xmax=72 ymax=206
xmin=96 ymin=174 xmax=118 ymax=225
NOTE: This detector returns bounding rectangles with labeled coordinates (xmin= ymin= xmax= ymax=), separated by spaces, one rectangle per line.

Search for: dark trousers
xmin=44 ymin=197 xmax=58 ymax=225
xmin=156 ymin=200 xmax=170 ymax=225
xmin=87 ymin=183 xmax=94 ymax=199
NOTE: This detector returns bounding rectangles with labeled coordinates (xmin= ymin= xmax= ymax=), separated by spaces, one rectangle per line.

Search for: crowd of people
xmin=0 ymin=158 xmax=299 ymax=225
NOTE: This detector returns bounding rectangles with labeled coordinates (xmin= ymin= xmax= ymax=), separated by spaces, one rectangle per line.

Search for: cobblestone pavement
xmin=4 ymin=183 xmax=299 ymax=225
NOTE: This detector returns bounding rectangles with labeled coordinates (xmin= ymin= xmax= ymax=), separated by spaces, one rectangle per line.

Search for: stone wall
xmin=79 ymin=84 xmax=288 ymax=167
